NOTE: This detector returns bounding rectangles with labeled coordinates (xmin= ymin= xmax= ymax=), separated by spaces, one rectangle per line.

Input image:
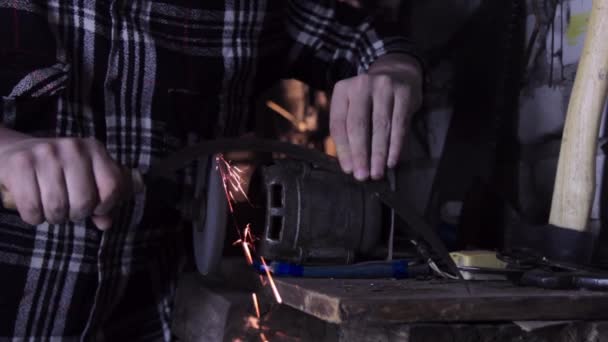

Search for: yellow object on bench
xmin=450 ymin=250 xmax=508 ymax=280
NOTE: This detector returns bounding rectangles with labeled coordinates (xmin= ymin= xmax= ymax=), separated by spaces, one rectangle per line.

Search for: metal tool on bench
xmin=0 ymin=138 xmax=462 ymax=278
xmin=507 ymin=0 xmax=608 ymax=266
xmin=252 ymin=259 xmax=431 ymax=279
xmin=504 ymin=254 xmax=608 ymax=291
xmin=521 ymin=268 xmax=608 ymax=291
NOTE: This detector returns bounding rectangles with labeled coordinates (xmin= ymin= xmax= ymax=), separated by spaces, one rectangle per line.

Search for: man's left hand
xmin=329 ymin=53 xmax=423 ymax=181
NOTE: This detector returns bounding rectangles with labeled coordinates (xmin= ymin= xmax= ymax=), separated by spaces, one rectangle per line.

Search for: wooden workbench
xmin=273 ymin=278 xmax=608 ymax=324
xmin=173 ymin=264 xmax=608 ymax=341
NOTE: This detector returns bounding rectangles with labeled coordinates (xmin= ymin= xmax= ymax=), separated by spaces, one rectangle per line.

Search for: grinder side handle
xmin=549 ymin=0 xmax=608 ymax=232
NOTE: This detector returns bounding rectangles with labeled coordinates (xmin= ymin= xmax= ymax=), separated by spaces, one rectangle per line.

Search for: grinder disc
xmin=192 ymin=156 xmax=228 ymax=275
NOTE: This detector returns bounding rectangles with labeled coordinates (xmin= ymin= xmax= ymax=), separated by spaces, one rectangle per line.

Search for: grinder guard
xmin=260 ymin=160 xmax=382 ymax=264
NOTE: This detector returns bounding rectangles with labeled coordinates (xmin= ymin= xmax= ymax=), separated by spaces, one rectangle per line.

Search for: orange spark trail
xmin=216 ymin=154 xmax=252 ymax=215
xmin=233 ymin=224 xmax=256 ymax=265
xmin=216 ymin=154 xmax=282 ymax=307
xmin=260 ymin=257 xmax=282 ymax=304
xmin=252 ymin=293 xmax=261 ymax=318
xmin=242 ymin=241 xmax=253 ymax=265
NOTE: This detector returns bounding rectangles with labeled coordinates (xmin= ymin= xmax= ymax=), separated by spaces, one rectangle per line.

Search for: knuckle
xmin=394 ymin=84 xmax=411 ymax=96
xmin=373 ymin=118 xmax=391 ymax=135
xmin=372 ymin=151 xmax=388 ymax=163
xmin=354 ymin=74 xmax=370 ymax=89
xmin=9 ymin=151 xmax=35 ymax=169
xmin=100 ymin=177 xmax=120 ymax=203
xmin=72 ymin=195 xmax=98 ymax=219
xmin=394 ymin=112 xmax=409 ymax=127
xmin=87 ymin=138 xmax=111 ymax=160
xmin=347 ymin=115 xmax=367 ymax=130
xmin=20 ymin=202 xmax=43 ymax=225
xmin=60 ymin=138 xmax=85 ymax=155
xmin=373 ymin=74 xmax=392 ymax=87
xmin=334 ymin=80 xmax=347 ymax=92
xmin=45 ymin=197 xmax=67 ymax=221
xmin=33 ymin=142 xmax=57 ymax=157
xmin=85 ymin=137 xmax=104 ymax=151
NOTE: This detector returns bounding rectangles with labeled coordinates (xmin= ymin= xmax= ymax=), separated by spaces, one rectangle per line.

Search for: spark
xmin=216 ymin=154 xmax=251 ymax=214
xmin=217 ymin=153 xmax=258 ymax=267
xmin=242 ymin=242 xmax=254 ymax=265
xmin=233 ymin=224 xmax=257 ymax=265
xmin=216 ymin=154 xmax=283 ymax=306
xmin=266 ymin=100 xmax=300 ymax=129
xmin=261 ymin=257 xmax=282 ymax=304
xmin=252 ymin=293 xmax=261 ymax=318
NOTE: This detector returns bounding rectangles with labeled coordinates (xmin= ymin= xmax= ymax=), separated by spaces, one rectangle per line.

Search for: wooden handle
xmin=0 ymin=169 xmax=145 ymax=211
xmin=549 ymin=0 xmax=608 ymax=231
xmin=0 ymin=184 xmax=14 ymax=210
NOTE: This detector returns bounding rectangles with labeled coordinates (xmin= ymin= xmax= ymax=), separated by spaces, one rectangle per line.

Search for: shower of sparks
xmin=252 ymin=293 xmax=261 ymax=318
xmin=216 ymin=153 xmax=283 ymax=306
xmin=261 ymin=257 xmax=283 ymax=304
xmin=233 ymin=224 xmax=256 ymax=265
xmin=216 ymin=153 xmax=252 ymax=213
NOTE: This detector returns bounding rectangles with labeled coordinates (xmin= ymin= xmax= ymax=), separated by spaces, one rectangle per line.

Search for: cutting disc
xmin=192 ymin=156 xmax=228 ymax=275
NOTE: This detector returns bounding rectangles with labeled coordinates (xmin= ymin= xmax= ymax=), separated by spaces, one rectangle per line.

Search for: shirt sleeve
xmin=282 ymin=0 xmax=423 ymax=90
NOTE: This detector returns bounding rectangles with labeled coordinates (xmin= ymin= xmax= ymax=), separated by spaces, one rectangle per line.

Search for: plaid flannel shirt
xmin=0 ymin=0 xmax=416 ymax=340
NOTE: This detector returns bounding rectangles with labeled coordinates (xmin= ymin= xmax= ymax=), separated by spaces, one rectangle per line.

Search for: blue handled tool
xmin=253 ymin=260 xmax=429 ymax=279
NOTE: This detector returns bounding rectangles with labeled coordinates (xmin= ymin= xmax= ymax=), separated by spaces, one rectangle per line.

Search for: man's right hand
xmin=0 ymin=135 xmax=125 ymax=230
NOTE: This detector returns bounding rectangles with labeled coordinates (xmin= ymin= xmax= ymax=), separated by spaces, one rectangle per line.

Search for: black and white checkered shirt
xmin=0 ymin=0 xmax=416 ymax=340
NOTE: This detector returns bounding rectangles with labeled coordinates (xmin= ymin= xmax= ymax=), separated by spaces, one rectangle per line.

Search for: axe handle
xmin=550 ymin=0 xmax=608 ymax=231
xmin=1 ymin=169 xmax=144 ymax=212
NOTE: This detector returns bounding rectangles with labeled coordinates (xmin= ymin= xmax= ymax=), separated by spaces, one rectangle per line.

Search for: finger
xmin=60 ymin=141 xmax=99 ymax=221
xmin=370 ymin=78 xmax=394 ymax=180
xmin=347 ymin=86 xmax=372 ymax=181
xmin=330 ymin=81 xmax=353 ymax=174
xmin=35 ymin=145 xmax=69 ymax=224
xmin=92 ymin=215 xmax=113 ymax=231
xmin=6 ymin=153 xmax=43 ymax=225
xmin=388 ymin=87 xmax=411 ymax=168
xmin=88 ymin=138 xmax=123 ymax=218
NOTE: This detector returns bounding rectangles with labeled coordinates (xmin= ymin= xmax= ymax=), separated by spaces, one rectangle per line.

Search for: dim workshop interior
xmin=1 ymin=0 xmax=608 ymax=341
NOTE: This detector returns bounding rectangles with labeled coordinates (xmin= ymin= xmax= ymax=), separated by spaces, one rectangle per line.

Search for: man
xmin=0 ymin=0 xmax=422 ymax=340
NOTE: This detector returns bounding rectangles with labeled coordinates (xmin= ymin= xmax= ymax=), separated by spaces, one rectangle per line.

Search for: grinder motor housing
xmin=259 ymin=160 xmax=383 ymax=264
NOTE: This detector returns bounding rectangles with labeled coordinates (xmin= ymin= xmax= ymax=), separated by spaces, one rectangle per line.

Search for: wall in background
xmin=398 ymin=0 xmax=608 ymax=249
